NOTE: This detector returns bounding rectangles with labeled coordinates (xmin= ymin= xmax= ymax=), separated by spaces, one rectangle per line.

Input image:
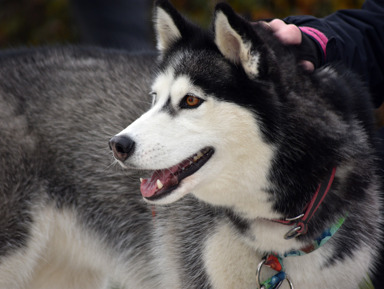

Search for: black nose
xmin=109 ymin=135 xmax=135 ymax=162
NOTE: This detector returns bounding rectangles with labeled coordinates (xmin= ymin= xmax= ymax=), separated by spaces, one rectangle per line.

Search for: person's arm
xmin=283 ymin=0 xmax=384 ymax=107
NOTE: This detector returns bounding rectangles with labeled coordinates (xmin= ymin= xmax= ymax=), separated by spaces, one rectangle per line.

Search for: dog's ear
xmin=153 ymin=0 xmax=185 ymax=53
xmin=213 ymin=3 xmax=270 ymax=78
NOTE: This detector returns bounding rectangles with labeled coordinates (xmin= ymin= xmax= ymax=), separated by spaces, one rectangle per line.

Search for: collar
xmin=273 ymin=167 xmax=337 ymax=239
xmin=257 ymin=167 xmax=347 ymax=289
xmin=257 ymin=215 xmax=347 ymax=289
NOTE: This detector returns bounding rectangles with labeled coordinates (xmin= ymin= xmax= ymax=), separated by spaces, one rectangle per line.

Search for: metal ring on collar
xmin=284 ymin=213 xmax=305 ymax=222
xmin=286 ymin=277 xmax=294 ymax=289
xmin=256 ymin=258 xmax=266 ymax=287
xmin=256 ymin=257 xmax=295 ymax=289
xmin=284 ymin=225 xmax=302 ymax=240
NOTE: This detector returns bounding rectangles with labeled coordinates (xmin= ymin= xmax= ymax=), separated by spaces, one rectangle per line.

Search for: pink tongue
xmin=140 ymin=158 xmax=194 ymax=198
xmin=140 ymin=167 xmax=179 ymax=198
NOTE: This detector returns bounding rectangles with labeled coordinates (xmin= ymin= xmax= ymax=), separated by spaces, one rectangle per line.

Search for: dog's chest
xmin=200 ymin=222 xmax=369 ymax=289
xmin=202 ymin=222 xmax=260 ymax=288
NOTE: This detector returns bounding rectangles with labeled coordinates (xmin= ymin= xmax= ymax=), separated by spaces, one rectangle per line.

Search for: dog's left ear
xmin=213 ymin=3 xmax=270 ymax=78
xmin=153 ymin=0 xmax=189 ymax=54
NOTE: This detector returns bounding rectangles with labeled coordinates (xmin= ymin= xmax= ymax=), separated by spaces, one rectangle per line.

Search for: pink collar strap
xmin=273 ymin=167 xmax=337 ymax=239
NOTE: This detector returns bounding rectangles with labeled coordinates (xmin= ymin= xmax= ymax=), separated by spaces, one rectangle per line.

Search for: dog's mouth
xmin=140 ymin=147 xmax=214 ymax=201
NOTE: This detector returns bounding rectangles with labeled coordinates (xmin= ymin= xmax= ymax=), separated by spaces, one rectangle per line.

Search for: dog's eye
xmin=180 ymin=94 xmax=204 ymax=109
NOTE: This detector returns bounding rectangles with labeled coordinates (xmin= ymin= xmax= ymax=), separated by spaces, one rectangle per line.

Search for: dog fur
xmin=0 ymin=1 xmax=382 ymax=288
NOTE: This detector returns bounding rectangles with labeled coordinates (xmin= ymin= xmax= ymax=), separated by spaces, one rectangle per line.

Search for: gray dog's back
xmin=0 ymin=47 xmax=163 ymax=288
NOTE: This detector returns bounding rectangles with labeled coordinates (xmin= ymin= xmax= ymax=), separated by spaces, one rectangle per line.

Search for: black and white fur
xmin=0 ymin=1 xmax=381 ymax=288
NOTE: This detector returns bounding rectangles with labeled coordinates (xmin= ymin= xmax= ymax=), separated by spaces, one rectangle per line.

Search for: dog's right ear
xmin=213 ymin=3 xmax=274 ymax=79
xmin=153 ymin=0 xmax=184 ymax=54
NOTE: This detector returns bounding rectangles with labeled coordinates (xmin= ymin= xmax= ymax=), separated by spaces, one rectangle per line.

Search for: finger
xmin=268 ymin=19 xmax=287 ymax=32
xmin=299 ymin=60 xmax=315 ymax=72
xmin=259 ymin=21 xmax=272 ymax=31
xmin=267 ymin=19 xmax=302 ymax=45
xmin=275 ymin=25 xmax=302 ymax=45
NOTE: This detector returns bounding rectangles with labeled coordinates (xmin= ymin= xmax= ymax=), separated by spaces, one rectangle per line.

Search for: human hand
xmin=263 ymin=19 xmax=316 ymax=71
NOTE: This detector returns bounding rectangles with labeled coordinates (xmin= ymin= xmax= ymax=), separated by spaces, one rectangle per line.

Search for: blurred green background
xmin=0 ymin=0 xmax=364 ymax=49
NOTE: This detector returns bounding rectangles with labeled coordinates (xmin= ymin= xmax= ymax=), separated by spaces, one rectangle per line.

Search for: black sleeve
xmin=284 ymin=0 xmax=384 ymax=107
xmin=298 ymin=32 xmax=323 ymax=69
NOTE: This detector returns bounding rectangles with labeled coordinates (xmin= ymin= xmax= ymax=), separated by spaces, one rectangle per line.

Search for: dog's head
xmin=110 ymin=0 xmax=297 ymax=218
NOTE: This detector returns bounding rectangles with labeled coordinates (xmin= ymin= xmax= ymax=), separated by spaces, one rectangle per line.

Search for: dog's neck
xmin=270 ymin=167 xmax=337 ymax=239
xmin=224 ymin=167 xmax=340 ymax=255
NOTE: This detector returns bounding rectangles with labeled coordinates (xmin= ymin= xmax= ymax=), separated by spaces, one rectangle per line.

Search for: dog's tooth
xmin=156 ymin=179 xmax=164 ymax=190
xmin=193 ymin=151 xmax=203 ymax=163
xmin=140 ymin=178 xmax=143 ymax=183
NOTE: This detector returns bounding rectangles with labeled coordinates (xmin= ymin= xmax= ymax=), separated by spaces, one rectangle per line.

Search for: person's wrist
xmin=298 ymin=30 xmax=323 ymax=69
xmin=298 ymin=26 xmax=328 ymax=64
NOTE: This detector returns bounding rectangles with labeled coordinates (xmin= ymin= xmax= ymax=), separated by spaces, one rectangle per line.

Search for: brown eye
xmin=180 ymin=94 xmax=204 ymax=109
xmin=186 ymin=95 xmax=200 ymax=106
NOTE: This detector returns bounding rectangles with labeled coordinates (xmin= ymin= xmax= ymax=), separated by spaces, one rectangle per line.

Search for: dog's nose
xmin=109 ymin=135 xmax=135 ymax=162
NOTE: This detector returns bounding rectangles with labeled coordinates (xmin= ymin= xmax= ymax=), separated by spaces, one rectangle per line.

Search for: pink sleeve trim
xmin=299 ymin=26 xmax=328 ymax=59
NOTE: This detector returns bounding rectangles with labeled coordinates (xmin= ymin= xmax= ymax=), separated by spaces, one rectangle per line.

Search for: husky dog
xmin=110 ymin=1 xmax=382 ymax=288
xmin=0 ymin=1 xmax=381 ymax=289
